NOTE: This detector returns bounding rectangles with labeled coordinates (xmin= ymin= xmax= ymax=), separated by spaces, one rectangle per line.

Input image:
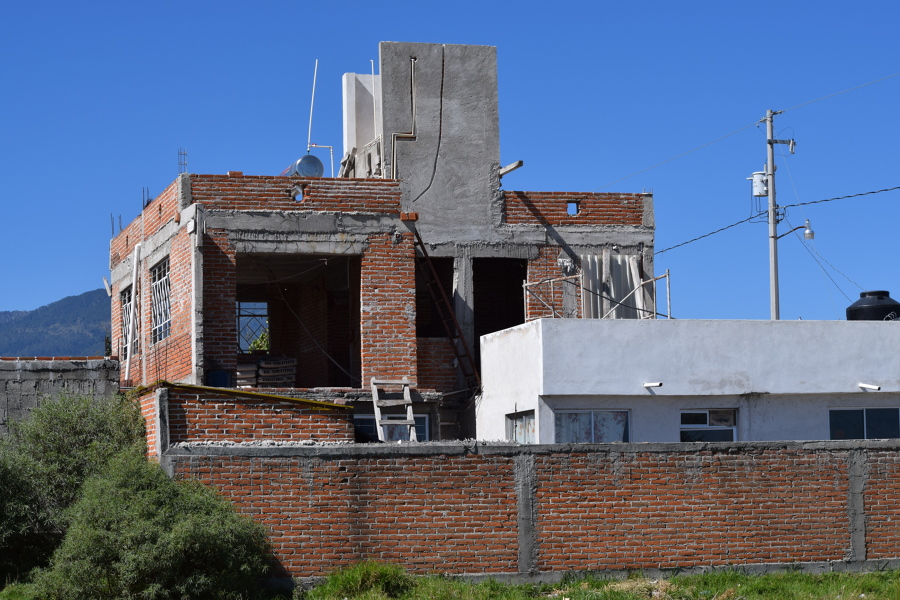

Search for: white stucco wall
xmin=477 ymin=318 xmax=900 ymax=443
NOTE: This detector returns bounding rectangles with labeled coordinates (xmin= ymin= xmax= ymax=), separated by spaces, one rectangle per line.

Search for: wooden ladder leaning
xmin=370 ymin=377 xmax=417 ymax=442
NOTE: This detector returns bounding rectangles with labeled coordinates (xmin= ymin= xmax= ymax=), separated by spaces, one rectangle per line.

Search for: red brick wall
xmin=525 ymin=245 xmax=574 ymax=319
xmin=534 ymin=450 xmax=848 ymax=569
xmin=417 ymin=337 xmax=458 ymax=391
xmin=862 ymin=450 xmax=900 ymax=559
xmin=504 ymin=191 xmax=646 ymax=226
xmin=201 ymin=229 xmax=238 ymax=376
xmin=190 ymin=175 xmax=401 ymax=214
xmin=360 ymin=233 xmax=417 ymax=385
xmin=172 ymin=452 xmax=519 ymax=577
xmin=165 ymin=389 xmax=353 ymax=446
xmin=167 ymin=442 xmax=895 ymax=581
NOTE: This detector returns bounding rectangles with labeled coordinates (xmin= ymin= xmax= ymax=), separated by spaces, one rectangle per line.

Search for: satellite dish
xmin=281 ymin=154 xmax=325 ymax=178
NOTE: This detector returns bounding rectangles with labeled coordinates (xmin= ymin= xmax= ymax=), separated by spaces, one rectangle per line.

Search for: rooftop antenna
xmin=178 ymin=148 xmax=188 ymax=174
xmin=307 ymin=59 xmax=318 ymax=154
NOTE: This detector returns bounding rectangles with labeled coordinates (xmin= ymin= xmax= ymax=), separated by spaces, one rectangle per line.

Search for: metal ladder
xmin=370 ymin=377 xmax=417 ymax=442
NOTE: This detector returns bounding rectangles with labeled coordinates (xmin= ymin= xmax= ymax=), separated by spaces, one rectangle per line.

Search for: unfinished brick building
xmin=108 ymin=42 xmax=655 ymax=444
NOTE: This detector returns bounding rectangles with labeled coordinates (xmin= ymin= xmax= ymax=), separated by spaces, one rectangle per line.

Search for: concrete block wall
xmin=0 ymin=358 xmax=119 ymax=435
xmin=164 ymin=440 xmax=900 ymax=581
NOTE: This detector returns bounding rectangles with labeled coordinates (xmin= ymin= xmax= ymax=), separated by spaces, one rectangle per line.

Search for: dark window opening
xmin=680 ymin=409 xmax=736 ymax=442
xmin=473 ymin=258 xmax=527 ymax=358
xmin=830 ymin=408 xmax=900 ymax=440
xmin=236 ymin=253 xmax=361 ymax=388
xmin=416 ymin=257 xmax=455 ymax=338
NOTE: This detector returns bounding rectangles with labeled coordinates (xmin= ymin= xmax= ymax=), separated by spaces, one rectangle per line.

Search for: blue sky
xmin=1 ymin=1 xmax=897 ymax=319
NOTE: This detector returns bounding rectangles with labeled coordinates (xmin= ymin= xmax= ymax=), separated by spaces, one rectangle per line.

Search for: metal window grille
xmin=237 ymin=301 xmax=269 ymax=352
xmin=150 ymin=258 xmax=171 ymax=344
xmin=120 ymin=286 xmax=139 ymax=358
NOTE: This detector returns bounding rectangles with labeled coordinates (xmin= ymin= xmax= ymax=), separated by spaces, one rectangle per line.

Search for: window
xmin=237 ymin=301 xmax=269 ymax=352
xmin=680 ymin=409 xmax=736 ymax=442
xmin=353 ymin=414 xmax=429 ymax=442
xmin=120 ymin=286 xmax=138 ymax=358
xmin=555 ymin=410 xmax=629 ymax=443
xmin=150 ymin=258 xmax=171 ymax=344
xmin=506 ymin=410 xmax=535 ymax=443
xmin=830 ymin=408 xmax=900 ymax=440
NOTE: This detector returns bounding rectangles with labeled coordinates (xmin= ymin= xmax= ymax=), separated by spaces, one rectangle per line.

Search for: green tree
xmin=0 ymin=393 xmax=145 ymax=582
xmin=30 ymin=451 xmax=270 ymax=600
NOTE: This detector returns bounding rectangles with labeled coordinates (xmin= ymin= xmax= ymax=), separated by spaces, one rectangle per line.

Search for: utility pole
xmin=764 ymin=110 xmax=796 ymax=320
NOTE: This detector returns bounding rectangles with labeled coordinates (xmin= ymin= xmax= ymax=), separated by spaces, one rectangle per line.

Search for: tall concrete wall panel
xmin=0 ymin=358 xmax=119 ymax=436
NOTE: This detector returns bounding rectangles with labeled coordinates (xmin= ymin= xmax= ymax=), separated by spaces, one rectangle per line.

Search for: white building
xmin=477 ymin=318 xmax=900 ymax=443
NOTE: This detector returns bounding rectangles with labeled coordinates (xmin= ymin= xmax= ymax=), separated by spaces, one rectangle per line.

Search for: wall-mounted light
xmin=643 ymin=382 xmax=663 ymax=388
xmin=859 ymin=383 xmax=881 ymax=391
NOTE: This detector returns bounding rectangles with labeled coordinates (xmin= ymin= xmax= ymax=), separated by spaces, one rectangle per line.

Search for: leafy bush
xmin=30 ymin=450 xmax=270 ymax=600
xmin=306 ymin=562 xmax=413 ymax=600
xmin=0 ymin=392 xmax=145 ymax=582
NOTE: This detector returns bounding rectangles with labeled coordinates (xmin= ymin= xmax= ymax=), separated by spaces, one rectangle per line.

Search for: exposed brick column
xmin=360 ymin=232 xmax=417 ymax=385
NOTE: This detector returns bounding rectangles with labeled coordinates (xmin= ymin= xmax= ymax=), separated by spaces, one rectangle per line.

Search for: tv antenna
xmin=178 ymin=148 xmax=188 ymax=174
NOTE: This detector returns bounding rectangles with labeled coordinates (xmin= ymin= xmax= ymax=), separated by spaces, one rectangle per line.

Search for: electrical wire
xmin=779 ymin=186 xmax=900 ymax=210
xmin=781 ymin=72 xmax=900 ymax=113
xmin=594 ymin=72 xmax=900 ymax=192
xmin=592 ymin=121 xmax=760 ymax=191
xmin=655 ymin=213 xmax=763 ymax=256
xmin=782 ymin=216 xmax=852 ymax=303
xmin=655 ymin=186 xmax=899 ymax=256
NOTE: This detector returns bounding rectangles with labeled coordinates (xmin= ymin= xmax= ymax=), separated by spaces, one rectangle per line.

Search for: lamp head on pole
xmin=803 ymin=219 xmax=815 ymax=240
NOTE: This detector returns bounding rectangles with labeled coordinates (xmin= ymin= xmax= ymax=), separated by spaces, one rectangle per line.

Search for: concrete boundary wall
xmin=0 ymin=357 xmax=119 ymax=436
xmin=162 ymin=439 xmax=900 ymax=583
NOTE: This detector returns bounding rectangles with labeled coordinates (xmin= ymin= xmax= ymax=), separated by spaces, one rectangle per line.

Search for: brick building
xmin=108 ymin=42 xmax=654 ymax=444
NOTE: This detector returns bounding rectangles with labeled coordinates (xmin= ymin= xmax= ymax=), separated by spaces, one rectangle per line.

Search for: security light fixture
xmin=803 ymin=219 xmax=815 ymax=240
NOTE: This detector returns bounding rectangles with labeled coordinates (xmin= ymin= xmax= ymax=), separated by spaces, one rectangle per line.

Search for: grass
xmin=296 ymin=562 xmax=900 ymax=600
xmin=5 ymin=563 xmax=900 ymax=599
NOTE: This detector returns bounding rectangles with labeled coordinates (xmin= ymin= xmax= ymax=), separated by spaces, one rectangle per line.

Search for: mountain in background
xmin=0 ymin=289 xmax=110 ymax=357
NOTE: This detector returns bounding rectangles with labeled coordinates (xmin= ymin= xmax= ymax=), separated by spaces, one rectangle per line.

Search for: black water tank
xmin=846 ymin=291 xmax=900 ymax=321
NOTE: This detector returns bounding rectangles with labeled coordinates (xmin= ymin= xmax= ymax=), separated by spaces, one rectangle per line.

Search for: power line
xmin=655 ymin=213 xmax=762 ymax=255
xmin=655 ymin=186 xmax=900 ymax=256
xmin=595 ymin=72 xmax=900 ymax=192
xmin=592 ymin=122 xmax=759 ymax=191
xmin=782 ymin=72 xmax=900 ymax=113
xmin=780 ymin=186 xmax=900 ymax=210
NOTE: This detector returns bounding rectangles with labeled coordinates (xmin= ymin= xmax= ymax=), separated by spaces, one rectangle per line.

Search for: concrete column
xmin=847 ymin=448 xmax=869 ymax=563
xmin=514 ymin=453 xmax=537 ymax=573
xmin=454 ymin=254 xmax=475 ymax=370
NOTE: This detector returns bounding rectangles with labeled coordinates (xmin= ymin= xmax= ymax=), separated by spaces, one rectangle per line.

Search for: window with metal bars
xmin=120 ymin=286 xmax=139 ymax=358
xmin=150 ymin=258 xmax=171 ymax=344
xmin=236 ymin=301 xmax=269 ymax=352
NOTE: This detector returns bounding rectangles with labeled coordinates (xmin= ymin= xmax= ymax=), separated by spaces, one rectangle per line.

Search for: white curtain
xmin=580 ymin=251 xmax=649 ymax=319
